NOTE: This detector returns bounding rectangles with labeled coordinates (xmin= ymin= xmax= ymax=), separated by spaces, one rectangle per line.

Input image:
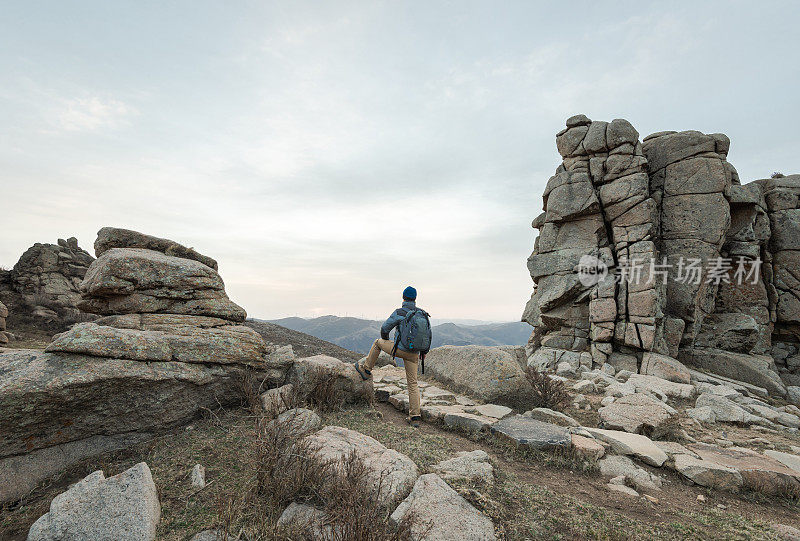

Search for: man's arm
xmin=380 ymin=309 xmax=403 ymax=340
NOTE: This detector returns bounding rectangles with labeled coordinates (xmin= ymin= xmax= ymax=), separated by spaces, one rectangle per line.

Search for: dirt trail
xmin=376 ymin=402 xmax=800 ymax=532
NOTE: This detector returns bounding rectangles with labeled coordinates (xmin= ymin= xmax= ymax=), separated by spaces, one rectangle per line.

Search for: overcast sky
xmin=1 ymin=1 xmax=798 ymax=321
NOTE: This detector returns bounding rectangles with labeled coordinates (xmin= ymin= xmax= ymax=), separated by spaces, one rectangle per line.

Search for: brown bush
xmin=524 ymin=365 xmax=571 ymax=412
xmin=251 ymin=407 xmax=415 ymax=540
xmin=216 ymin=371 xmax=412 ymax=539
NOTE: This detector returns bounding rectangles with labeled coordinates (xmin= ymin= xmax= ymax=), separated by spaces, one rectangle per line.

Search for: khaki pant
xmin=363 ymin=338 xmax=421 ymax=418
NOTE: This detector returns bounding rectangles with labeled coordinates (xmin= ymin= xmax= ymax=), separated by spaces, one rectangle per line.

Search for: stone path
xmin=372 ymin=365 xmax=800 ymax=500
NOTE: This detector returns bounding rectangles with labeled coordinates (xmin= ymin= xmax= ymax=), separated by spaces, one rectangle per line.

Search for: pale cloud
xmin=56 ymin=96 xmax=137 ymax=132
xmin=0 ymin=1 xmax=797 ymax=321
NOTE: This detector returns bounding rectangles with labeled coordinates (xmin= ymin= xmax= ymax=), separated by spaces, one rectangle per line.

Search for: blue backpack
xmin=392 ymin=308 xmax=432 ymax=372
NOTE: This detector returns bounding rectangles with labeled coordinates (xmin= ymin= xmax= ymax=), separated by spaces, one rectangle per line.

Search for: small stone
xmin=571 ymin=434 xmax=605 ymax=461
xmin=191 ymin=464 xmax=205 ymax=489
xmin=259 ymin=384 xmax=295 ymax=416
xmin=432 ymin=450 xmax=494 ymax=486
xmin=615 ymin=369 xmax=634 ymax=382
xmin=375 ymin=385 xmax=403 ymax=402
xmin=474 ymin=404 xmax=513 ymax=419
xmin=523 ymin=407 xmax=580 ymax=427
xmin=599 ymin=455 xmax=662 ymax=492
xmin=556 ymin=361 xmax=577 ymax=377
xmin=389 ymin=393 xmax=410 ymax=412
xmin=586 ymin=428 xmax=668 ymax=467
xmin=696 ymin=494 xmax=705 ymax=502
xmin=573 ymin=380 xmax=597 ymax=393
xmin=573 ymin=394 xmax=589 ymax=409
xmin=607 ymin=483 xmax=639 ymax=497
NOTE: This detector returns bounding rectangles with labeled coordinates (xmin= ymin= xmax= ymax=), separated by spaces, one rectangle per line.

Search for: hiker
xmin=354 ymin=286 xmax=432 ymax=427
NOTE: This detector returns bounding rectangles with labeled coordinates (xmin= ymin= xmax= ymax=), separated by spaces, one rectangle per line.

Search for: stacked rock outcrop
xmin=0 ymin=227 xmax=290 ymax=503
xmin=524 ymin=115 xmax=799 ymax=398
xmin=0 ymin=300 xmax=8 ymax=345
xmin=0 ymin=237 xmax=94 ymax=323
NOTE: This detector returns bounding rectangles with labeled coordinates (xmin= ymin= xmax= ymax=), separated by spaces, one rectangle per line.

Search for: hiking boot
xmin=353 ymin=362 xmax=371 ymax=381
xmin=408 ymin=415 xmax=422 ymax=428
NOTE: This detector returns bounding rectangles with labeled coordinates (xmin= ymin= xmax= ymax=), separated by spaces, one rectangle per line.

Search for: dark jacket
xmin=380 ymin=300 xmax=431 ymax=354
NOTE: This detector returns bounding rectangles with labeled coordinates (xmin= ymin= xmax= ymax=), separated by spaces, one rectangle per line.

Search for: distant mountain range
xmin=263 ymin=315 xmax=531 ymax=353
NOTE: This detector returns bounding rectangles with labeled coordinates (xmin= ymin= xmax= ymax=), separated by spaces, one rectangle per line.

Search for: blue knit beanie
xmin=402 ymin=286 xmax=417 ymax=301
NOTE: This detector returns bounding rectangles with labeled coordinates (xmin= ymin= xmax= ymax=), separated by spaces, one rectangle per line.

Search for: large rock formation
xmin=0 ymin=228 xmax=286 ymax=503
xmin=524 ymin=115 xmax=799 ymax=397
xmin=0 ymin=237 xmax=95 ymax=329
xmin=0 ymin=301 xmax=8 ymax=345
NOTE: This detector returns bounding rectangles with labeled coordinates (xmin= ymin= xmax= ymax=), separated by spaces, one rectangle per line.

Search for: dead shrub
xmin=525 ymin=365 xmax=570 ymax=411
xmin=254 ymin=411 xmax=329 ymax=508
xmin=306 ymin=368 xmax=347 ymax=413
xmin=236 ymin=369 xmax=267 ymax=414
xmin=250 ymin=410 xmax=415 ymax=541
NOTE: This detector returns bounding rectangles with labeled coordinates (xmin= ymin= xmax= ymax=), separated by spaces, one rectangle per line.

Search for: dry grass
xmin=210 ymin=378 xmax=412 ymax=540
xmin=525 ymin=365 xmax=571 ymax=411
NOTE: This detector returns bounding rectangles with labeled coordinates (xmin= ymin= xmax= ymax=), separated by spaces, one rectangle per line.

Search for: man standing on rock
xmin=355 ymin=286 xmax=432 ymax=427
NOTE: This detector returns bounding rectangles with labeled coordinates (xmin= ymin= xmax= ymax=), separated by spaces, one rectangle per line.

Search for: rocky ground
xmin=3 ymin=341 xmax=799 ymax=540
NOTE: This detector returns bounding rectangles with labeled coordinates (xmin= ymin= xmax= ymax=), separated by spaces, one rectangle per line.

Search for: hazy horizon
xmin=2 ymin=1 xmax=798 ymax=321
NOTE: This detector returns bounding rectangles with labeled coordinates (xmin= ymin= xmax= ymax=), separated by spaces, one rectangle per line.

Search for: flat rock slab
xmin=390 ymin=473 xmax=497 ymax=541
xmin=375 ymin=385 xmax=403 ymax=402
xmin=490 ymin=415 xmax=571 ymax=450
xmin=599 ymin=393 xmax=677 ymax=435
xmin=585 ymin=428 xmax=668 ymax=467
xmin=46 ymin=319 xmax=267 ymax=367
xmin=28 ymin=462 xmax=160 ymax=541
xmin=444 ymin=412 xmax=494 ymax=432
xmin=626 ymin=374 xmax=695 ymax=399
xmin=473 ymin=404 xmax=513 ymax=419
xmin=524 ymin=407 xmax=580 ymax=427
xmin=695 ymin=392 xmax=758 ymax=423
xmin=688 ymin=443 xmax=800 ymax=495
xmin=764 ymin=450 xmax=800 ymax=474
xmin=673 ymin=454 xmax=743 ymax=492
